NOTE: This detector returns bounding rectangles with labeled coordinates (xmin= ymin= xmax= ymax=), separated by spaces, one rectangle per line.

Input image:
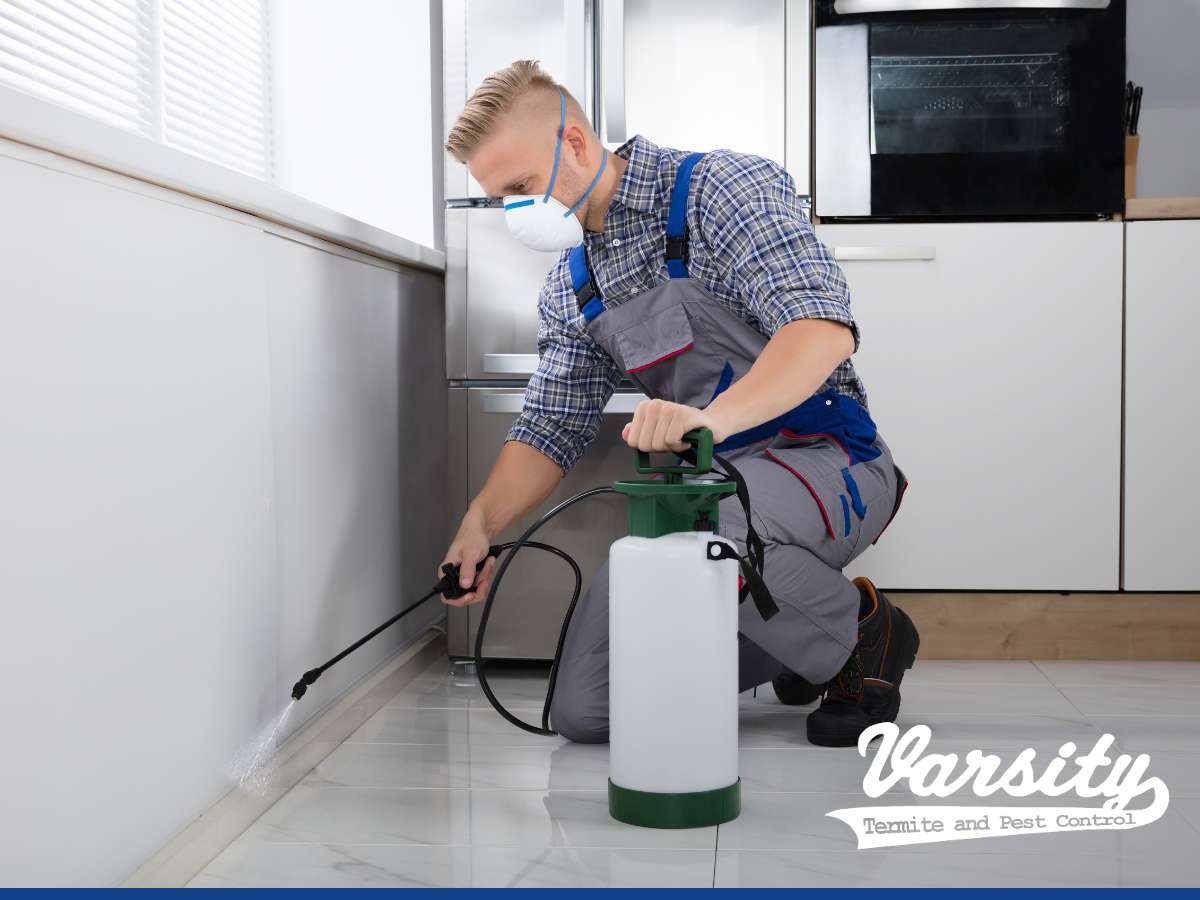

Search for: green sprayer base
xmin=608 ymin=778 xmax=740 ymax=829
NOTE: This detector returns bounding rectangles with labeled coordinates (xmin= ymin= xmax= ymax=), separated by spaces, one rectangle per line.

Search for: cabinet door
xmin=1124 ymin=220 xmax=1200 ymax=590
xmin=817 ymin=222 xmax=1122 ymax=590
xmin=262 ymin=235 xmax=445 ymax=712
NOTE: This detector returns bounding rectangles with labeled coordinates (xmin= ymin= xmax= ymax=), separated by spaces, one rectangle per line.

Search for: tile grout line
xmin=712 ymin=821 xmax=720 ymax=888
xmin=1030 ymin=660 xmax=1094 ymax=724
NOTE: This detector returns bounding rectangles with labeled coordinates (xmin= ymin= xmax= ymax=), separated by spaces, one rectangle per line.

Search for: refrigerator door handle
xmin=601 ymin=0 xmax=626 ymax=144
xmin=481 ymin=392 xmax=646 ymax=415
xmin=483 ymin=353 xmax=539 ymax=374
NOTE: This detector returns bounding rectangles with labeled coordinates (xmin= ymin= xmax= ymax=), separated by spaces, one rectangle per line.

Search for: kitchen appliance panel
xmin=815 ymin=0 xmax=1126 ymax=219
xmin=616 ymin=0 xmax=788 ymax=169
xmin=455 ymin=0 xmax=590 ymax=199
xmin=466 ymin=209 xmax=563 ymax=379
xmin=445 ymin=208 xmax=468 ymax=379
xmin=448 ymin=387 xmax=645 ymax=660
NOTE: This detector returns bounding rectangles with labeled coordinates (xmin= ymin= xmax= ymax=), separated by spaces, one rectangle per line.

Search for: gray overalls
xmin=547 ymin=153 xmax=908 ymax=744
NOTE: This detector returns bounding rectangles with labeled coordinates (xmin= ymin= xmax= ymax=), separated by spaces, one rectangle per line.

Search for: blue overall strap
xmin=569 ymin=244 xmax=604 ymax=322
xmin=665 ymin=152 xmax=705 ymax=279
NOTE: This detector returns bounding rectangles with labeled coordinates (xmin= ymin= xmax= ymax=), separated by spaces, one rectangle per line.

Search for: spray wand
xmin=289 ymin=544 xmax=505 ymax=701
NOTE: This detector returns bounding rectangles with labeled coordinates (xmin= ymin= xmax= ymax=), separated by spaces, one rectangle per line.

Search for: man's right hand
xmin=439 ymin=440 xmax=565 ymax=608
xmin=438 ymin=507 xmax=497 ymax=607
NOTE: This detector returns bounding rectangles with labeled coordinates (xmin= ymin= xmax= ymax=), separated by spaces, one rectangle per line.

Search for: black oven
xmin=814 ymin=0 xmax=1126 ymax=220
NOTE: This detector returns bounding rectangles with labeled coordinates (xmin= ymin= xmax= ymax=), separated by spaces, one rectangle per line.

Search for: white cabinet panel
xmin=1124 ymin=220 xmax=1200 ymax=591
xmin=817 ymin=222 xmax=1122 ymax=590
xmin=0 ymin=155 xmax=277 ymax=885
xmin=262 ymin=237 xmax=427 ymax=722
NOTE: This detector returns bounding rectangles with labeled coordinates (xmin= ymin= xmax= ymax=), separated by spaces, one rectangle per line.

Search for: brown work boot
xmin=805 ymin=576 xmax=920 ymax=747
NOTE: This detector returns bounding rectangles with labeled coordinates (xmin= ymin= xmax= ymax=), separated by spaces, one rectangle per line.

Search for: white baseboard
xmin=120 ymin=629 xmax=447 ymax=888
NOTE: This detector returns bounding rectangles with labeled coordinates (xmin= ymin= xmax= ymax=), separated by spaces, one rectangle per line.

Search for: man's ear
xmin=561 ymin=123 xmax=591 ymax=165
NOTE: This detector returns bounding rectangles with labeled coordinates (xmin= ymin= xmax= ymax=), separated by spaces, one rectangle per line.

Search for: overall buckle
xmin=665 ymin=233 xmax=689 ymax=263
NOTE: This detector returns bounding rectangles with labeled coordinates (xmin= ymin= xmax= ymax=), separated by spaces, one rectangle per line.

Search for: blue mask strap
xmin=564 ymin=148 xmax=606 ymax=218
xmin=543 ymin=89 xmax=566 ymax=203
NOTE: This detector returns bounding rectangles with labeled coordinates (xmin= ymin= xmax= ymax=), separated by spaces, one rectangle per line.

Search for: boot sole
xmin=805 ymin=689 xmax=903 ymax=747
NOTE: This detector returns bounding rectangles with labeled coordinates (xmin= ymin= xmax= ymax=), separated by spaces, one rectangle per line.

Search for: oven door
xmin=815 ymin=0 xmax=1125 ymax=219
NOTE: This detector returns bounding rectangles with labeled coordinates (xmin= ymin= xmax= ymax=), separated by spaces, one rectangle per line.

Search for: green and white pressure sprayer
xmin=607 ymin=427 xmax=743 ymax=828
xmin=287 ymin=427 xmax=777 ymax=829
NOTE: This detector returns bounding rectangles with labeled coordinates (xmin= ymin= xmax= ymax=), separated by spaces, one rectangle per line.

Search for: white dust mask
xmin=503 ymin=88 xmax=607 ymax=253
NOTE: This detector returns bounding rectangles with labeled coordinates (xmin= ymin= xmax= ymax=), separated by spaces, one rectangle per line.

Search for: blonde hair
xmin=446 ymin=59 xmax=575 ymax=162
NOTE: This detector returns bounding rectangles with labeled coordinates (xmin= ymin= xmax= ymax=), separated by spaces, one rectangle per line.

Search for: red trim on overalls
xmin=780 ymin=430 xmax=851 ymax=466
xmin=764 ymin=448 xmax=835 ymax=539
xmin=627 ymin=341 xmax=694 ymax=373
xmin=872 ymin=476 xmax=909 ymax=545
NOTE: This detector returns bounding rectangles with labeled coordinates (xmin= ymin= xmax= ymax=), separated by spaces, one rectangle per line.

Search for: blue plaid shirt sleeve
xmin=694 ymin=155 xmax=860 ymax=352
xmin=504 ymin=273 xmax=623 ymax=476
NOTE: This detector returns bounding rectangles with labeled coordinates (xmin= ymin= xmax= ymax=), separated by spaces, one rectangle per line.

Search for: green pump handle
xmin=634 ymin=427 xmax=714 ymax=476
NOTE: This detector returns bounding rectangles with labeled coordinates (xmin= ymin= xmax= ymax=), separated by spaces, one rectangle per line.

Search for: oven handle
xmin=831 ymin=245 xmax=936 ymax=262
xmin=833 ymin=0 xmax=1109 ymax=13
xmin=482 ymin=392 xmax=645 ymax=415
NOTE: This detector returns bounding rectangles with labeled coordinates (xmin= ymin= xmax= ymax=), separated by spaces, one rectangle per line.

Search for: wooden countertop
xmin=1125 ymin=197 xmax=1200 ymax=220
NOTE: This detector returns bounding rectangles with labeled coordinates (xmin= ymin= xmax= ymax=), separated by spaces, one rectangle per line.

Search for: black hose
xmin=289 ymin=439 xmax=758 ymax=739
xmin=473 ymin=486 xmax=620 ymax=736
xmin=288 ymin=488 xmax=620 ymax=730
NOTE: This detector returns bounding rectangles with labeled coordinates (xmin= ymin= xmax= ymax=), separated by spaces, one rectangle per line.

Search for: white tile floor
xmin=190 ymin=659 xmax=1200 ymax=888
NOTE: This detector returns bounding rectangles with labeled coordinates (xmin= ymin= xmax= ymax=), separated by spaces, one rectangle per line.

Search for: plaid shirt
xmin=506 ymin=134 xmax=868 ymax=475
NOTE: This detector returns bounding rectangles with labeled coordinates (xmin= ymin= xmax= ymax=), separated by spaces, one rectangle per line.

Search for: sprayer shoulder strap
xmin=702 ymin=452 xmax=779 ymax=622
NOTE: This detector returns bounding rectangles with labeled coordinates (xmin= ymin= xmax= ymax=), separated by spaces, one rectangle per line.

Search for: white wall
xmin=0 ymin=141 xmax=446 ymax=886
xmin=1127 ymin=0 xmax=1200 ymax=197
xmin=268 ymin=0 xmax=436 ymax=249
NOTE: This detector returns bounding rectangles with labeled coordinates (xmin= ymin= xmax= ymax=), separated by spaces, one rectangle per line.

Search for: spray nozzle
xmin=291 ymin=667 xmax=322 ymax=701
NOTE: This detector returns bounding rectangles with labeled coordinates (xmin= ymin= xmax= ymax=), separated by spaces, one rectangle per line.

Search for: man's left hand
xmin=622 ymin=399 xmax=728 ymax=452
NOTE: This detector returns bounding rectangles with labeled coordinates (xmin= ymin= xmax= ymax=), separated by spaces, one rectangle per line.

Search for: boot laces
xmin=824 ymin=643 xmax=865 ymax=704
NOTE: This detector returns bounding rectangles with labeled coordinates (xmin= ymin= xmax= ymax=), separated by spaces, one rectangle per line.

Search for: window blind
xmin=0 ymin=0 xmax=154 ymax=135
xmin=161 ymin=0 xmax=270 ymax=179
xmin=0 ymin=0 xmax=271 ymax=180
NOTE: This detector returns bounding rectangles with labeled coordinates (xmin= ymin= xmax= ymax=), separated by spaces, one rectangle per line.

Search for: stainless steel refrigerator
xmin=443 ymin=0 xmax=812 ymax=660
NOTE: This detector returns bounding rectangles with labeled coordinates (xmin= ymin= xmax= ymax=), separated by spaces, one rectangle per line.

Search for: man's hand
xmin=438 ymin=506 xmax=497 ymax=607
xmin=437 ymin=442 xmax=565 ymax=608
xmin=622 ymin=398 xmax=729 ymax=452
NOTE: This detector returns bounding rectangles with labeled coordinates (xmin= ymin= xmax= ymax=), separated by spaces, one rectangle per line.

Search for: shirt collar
xmin=609 ymin=134 xmax=663 ymax=213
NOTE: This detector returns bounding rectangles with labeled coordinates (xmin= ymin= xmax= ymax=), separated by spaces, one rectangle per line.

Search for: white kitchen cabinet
xmin=262 ymin=234 xmax=446 ymax=715
xmin=1124 ymin=220 xmax=1200 ymax=590
xmin=816 ymin=222 xmax=1123 ymax=590
xmin=0 ymin=151 xmax=278 ymax=885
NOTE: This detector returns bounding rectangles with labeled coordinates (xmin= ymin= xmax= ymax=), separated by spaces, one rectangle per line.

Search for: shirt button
xmin=610 ymin=238 xmax=621 ymax=247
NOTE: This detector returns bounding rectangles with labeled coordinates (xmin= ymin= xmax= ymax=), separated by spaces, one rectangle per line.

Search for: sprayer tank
xmin=607 ymin=529 xmax=740 ymax=825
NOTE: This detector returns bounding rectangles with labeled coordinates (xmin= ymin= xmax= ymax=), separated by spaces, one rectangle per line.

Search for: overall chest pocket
xmin=613 ymin=301 xmax=695 ymax=376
